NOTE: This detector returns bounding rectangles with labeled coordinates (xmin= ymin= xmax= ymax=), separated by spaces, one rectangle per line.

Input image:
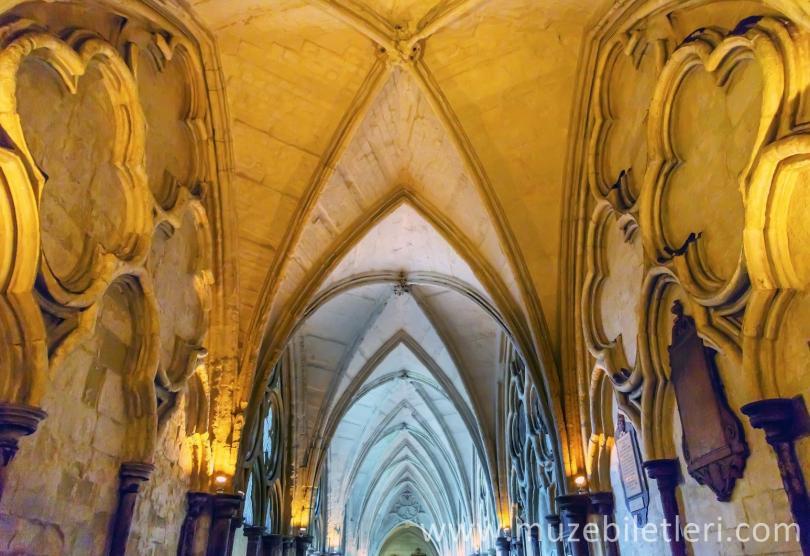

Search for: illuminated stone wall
xmin=0 ymin=1 xmax=227 ymax=553
xmin=573 ymin=2 xmax=810 ymax=554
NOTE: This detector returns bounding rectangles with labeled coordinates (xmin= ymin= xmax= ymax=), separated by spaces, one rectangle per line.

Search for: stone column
xmin=294 ymin=535 xmax=313 ymax=556
xmin=557 ymin=494 xmax=591 ymax=556
xmin=206 ymin=493 xmax=243 ymax=556
xmin=178 ymin=492 xmax=211 ymax=556
xmin=545 ymin=515 xmax=565 ymax=556
xmin=108 ymin=462 xmax=154 ymax=555
xmin=261 ymin=533 xmax=284 ymax=556
xmin=742 ymin=397 xmax=810 ymax=553
xmin=495 ymin=535 xmax=510 ymax=556
xmin=228 ymin=513 xmax=244 ymax=554
xmin=243 ymin=526 xmax=264 ymax=556
xmin=643 ymin=459 xmax=686 ymax=556
xmin=590 ymin=492 xmax=619 ymax=556
xmin=0 ymin=403 xmax=46 ymax=502
xmin=528 ymin=525 xmax=541 ymax=556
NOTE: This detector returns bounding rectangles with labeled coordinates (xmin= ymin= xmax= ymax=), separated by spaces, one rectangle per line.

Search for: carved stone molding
xmin=569 ymin=5 xmax=810 ymax=555
xmin=641 ymin=18 xmax=799 ymax=309
xmin=582 ymin=201 xmax=644 ymax=387
xmin=3 ymin=28 xmax=151 ymax=306
xmin=589 ymin=29 xmax=669 ymax=210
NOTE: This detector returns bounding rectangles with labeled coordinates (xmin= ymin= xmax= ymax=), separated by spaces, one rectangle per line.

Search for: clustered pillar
xmin=643 ymin=459 xmax=686 ymax=556
xmin=243 ymin=526 xmax=264 ymax=556
xmin=206 ymin=493 xmax=244 ymax=556
xmin=590 ymin=492 xmax=619 ymax=556
xmin=108 ymin=462 xmax=155 ymax=555
xmin=178 ymin=492 xmax=211 ymax=556
xmin=742 ymin=397 xmax=810 ymax=554
xmin=556 ymin=494 xmax=591 ymax=556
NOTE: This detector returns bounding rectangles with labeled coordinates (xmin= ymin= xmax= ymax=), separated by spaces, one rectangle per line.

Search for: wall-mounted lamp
xmin=214 ymin=473 xmax=228 ymax=493
xmin=574 ymin=474 xmax=588 ymax=493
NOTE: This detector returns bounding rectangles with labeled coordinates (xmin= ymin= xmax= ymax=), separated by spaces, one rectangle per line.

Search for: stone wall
xmin=577 ymin=1 xmax=810 ymax=554
xmin=0 ymin=1 xmax=219 ymax=554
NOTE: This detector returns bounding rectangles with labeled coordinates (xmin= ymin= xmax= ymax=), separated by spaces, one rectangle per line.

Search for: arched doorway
xmin=378 ymin=525 xmax=439 ymax=556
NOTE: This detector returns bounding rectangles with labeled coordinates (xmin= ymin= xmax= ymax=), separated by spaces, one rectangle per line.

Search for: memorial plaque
xmin=668 ymin=301 xmax=749 ymax=501
xmin=616 ymin=414 xmax=649 ymax=526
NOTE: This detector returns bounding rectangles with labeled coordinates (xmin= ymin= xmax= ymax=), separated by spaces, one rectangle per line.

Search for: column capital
xmin=556 ymin=493 xmax=591 ymax=516
xmin=741 ymin=397 xmax=810 ymax=445
xmin=186 ymin=492 xmax=212 ymax=517
xmin=643 ymin=458 xmax=681 ymax=487
xmin=0 ymin=403 xmax=46 ymax=464
xmin=118 ymin=461 xmax=155 ymax=492
xmin=644 ymin=459 xmax=686 ymax=556
xmin=211 ymin=492 xmax=243 ymax=519
xmin=108 ymin=461 xmax=153 ymax=554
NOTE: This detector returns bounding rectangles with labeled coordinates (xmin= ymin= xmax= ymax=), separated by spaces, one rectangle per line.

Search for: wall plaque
xmin=668 ymin=301 xmax=748 ymax=501
xmin=615 ymin=414 xmax=649 ymax=525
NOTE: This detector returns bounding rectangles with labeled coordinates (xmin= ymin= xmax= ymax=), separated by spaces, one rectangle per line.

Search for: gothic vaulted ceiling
xmin=180 ymin=0 xmax=616 ymax=553
xmin=186 ymin=0 xmax=616 ymax=351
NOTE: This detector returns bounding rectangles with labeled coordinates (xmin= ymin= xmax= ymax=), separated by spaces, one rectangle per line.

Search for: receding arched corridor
xmin=0 ymin=1 xmax=808 ymax=555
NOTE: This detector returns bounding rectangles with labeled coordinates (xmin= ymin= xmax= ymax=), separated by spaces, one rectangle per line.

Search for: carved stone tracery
xmin=505 ymin=354 xmax=556 ymax=551
xmin=579 ymin=7 xmax=810 ymax=525
xmin=0 ymin=8 xmax=222 ymax=545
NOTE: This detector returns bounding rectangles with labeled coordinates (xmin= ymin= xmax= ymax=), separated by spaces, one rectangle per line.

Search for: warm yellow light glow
xmin=574 ymin=474 xmax=588 ymax=491
xmin=214 ymin=474 xmax=228 ymax=485
xmin=291 ymin=510 xmax=310 ymax=530
xmin=327 ymin=526 xmax=341 ymax=548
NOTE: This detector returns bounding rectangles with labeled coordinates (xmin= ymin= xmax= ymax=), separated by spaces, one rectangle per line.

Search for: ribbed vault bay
xmin=189 ymin=0 xmax=614 ymax=348
xmin=275 ymin=203 xmax=508 ymax=555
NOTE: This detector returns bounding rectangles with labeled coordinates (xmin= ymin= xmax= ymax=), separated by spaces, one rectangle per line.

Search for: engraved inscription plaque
xmin=616 ymin=414 xmax=649 ymax=526
xmin=668 ymin=301 xmax=749 ymax=501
